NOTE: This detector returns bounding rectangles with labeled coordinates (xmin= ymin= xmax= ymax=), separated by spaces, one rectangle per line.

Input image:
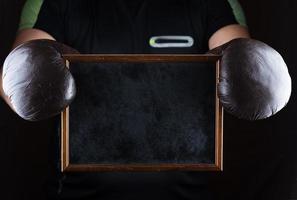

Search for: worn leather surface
xmin=2 ymin=39 xmax=77 ymax=121
xmin=69 ymin=62 xmax=216 ymax=165
xmin=212 ymin=38 xmax=291 ymax=120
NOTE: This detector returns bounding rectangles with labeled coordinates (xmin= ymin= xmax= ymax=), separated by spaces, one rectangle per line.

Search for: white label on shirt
xmin=149 ymin=35 xmax=194 ymax=48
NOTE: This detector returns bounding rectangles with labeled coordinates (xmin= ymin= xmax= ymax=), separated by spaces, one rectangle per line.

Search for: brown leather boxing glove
xmin=208 ymin=38 xmax=291 ymax=120
xmin=1 ymin=39 xmax=78 ymax=121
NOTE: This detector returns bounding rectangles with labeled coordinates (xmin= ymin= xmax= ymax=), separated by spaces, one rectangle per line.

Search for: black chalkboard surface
xmin=60 ymin=55 xmax=222 ymax=172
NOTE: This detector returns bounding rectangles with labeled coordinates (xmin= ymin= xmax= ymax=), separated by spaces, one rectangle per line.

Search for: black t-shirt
xmin=34 ymin=1 xmax=237 ymax=200
xmin=35 ymin=0 xmax=237 ymax=54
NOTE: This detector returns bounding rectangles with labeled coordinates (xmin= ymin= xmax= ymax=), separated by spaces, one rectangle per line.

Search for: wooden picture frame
xmin=60 ymin=54 xmax=223 ymax=172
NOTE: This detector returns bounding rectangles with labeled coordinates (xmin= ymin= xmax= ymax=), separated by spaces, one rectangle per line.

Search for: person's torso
xmin=63 ymin=0 xmax=209 ymax=54
xmin=48 ymin=1 xmax=214 ymax=200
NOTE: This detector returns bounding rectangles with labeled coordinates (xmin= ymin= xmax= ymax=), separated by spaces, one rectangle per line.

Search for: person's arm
xmin=205 ymin=0 xmax=250 ymax=50
xmin=204 ymin=1 xmax=291 ymax=120
xmin=0 ymin=0 xmax=56 ymax=98
xmin=13 ymin=0 xmax=55 ymax=47
xmin=208 ymin=24 xmax=250 ymax=49
xmin=12 ymin=28 xmax=55 ymax=49
xmin=11 ymin=0 xmax=66 ymax=49
xmin=0 ymin=0 xmax=77 ymax=121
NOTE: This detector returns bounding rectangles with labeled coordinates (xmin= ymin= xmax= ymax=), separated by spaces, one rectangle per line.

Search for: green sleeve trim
xmin=228 ymin=0 xmax=247 ymax=27
xmin=18 ymin=0 xmax=43 ymax=31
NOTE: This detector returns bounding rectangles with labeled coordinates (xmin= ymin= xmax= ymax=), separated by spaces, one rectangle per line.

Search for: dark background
xmin=0 ymin=0 xmax=296 ymax=199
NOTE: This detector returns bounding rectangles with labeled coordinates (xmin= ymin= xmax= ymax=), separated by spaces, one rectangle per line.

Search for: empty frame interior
xmin=61 ymin=54 xmax=223 ymax=172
